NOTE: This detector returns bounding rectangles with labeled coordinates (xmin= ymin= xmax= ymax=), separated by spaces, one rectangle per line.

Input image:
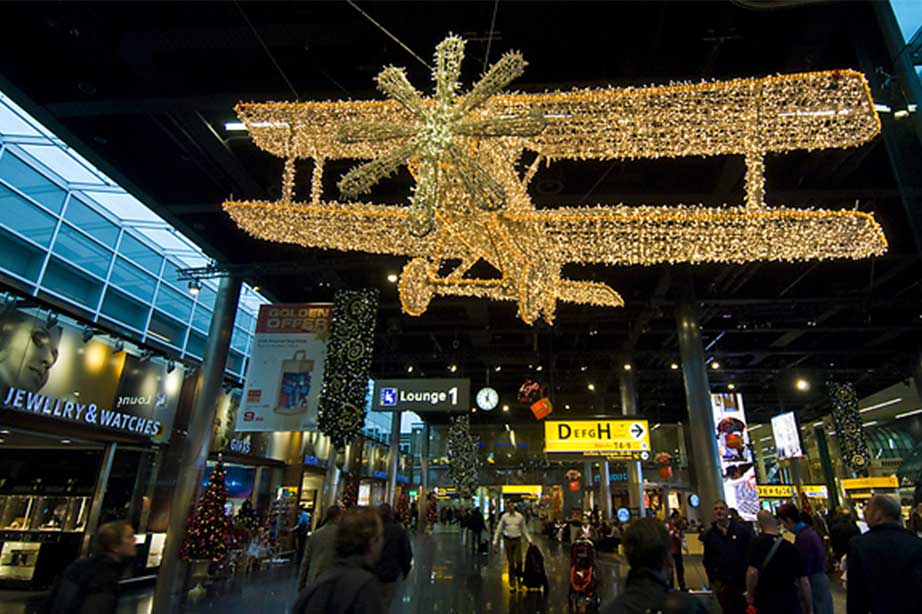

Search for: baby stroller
xmin=568 ymin=529 xmax=600 ymax=613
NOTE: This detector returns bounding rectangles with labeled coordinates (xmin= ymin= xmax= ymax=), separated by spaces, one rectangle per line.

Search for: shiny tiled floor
xmin=0 ymin=526 xmax=847 ymax=613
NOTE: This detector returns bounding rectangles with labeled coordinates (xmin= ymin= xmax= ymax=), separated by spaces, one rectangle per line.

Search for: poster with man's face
xmin=0 ymin=304 xmax=180 ymax=441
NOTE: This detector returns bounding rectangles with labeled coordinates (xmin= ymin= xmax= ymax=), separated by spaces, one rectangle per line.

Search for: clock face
xmin=476 ymin=387 xmax=499 ymax=410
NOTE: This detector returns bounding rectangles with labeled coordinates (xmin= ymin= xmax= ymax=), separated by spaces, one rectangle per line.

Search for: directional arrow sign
xmin=544 ymin=419 xmax=651 ymax=458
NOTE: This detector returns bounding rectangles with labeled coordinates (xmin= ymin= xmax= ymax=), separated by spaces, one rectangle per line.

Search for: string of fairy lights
xmin=223 ymin=35 xmax=887 ymax=325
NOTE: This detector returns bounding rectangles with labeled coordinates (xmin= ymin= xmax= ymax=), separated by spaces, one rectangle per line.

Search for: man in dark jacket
xmin=829 ymin=506 xmax=860 ymax=563
xmin=47 ymin=521 xmax=136 ymax=614
xmin=467 ymin=506 xmax=486 ymax=555
xmin=374 ymin=504 xmax=413 ymax=611
xmin=699 ymin=499 xmax=753 ymax=614
xmin=603 ymin=518 xmax=705 ymax=614
xmin=292 ymin=506 xmax=385 ymax=614
xmin=846 ymin=494 xmax=922 ymax=614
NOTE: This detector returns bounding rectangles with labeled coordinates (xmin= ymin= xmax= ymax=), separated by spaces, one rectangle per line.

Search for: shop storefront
xmin=0 ymin=303 xmax=182 ymax=588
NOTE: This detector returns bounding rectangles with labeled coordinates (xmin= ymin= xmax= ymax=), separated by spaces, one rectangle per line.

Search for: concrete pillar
xmin=386 ymin=411 xmax=402 ymax=506
xmin=619 ymin=356 xmax=646 ymax=518
xmin=674 ymin=288 xmax=725 ymax=512
xmin=791 ymin=458 xmax=805 ymax=505
xmin=81 ymin=442 xmax=117 ymax=556
xmin=814 ymin=426 xmax=840 ymax=510
xmin=418 ymin=424 xmax=430 ymax=529
xmin=152 ymin=276 xmax=241 ymax=614
xmin=583 ymin=461 xmax=594 ymax=512
xmin=599 ymin=461 xmax=612 ymax=521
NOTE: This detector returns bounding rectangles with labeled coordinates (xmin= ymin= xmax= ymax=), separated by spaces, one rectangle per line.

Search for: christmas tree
xmin=181 ymin=457 xmax=230 ymax=562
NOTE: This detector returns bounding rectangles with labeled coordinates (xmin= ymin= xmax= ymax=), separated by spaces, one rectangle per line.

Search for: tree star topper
xmin=224 ymin=36 xmax=887 ymax=325
xmin=337 ymin=35 xmax=546 ymax=237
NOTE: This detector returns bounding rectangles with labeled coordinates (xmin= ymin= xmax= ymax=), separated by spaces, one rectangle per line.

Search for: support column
xmin=790 ymin=458 xmax=805 ymax=505
xmin=386 ymin=411 xmax=402 ymax=506
xmin=418 ymin=424 xmax=430 ymax=530
xmin=81 ymin=442 xmax=117 ymax=556
xmin=814 ymin=426 xmax=840 ymax=511
xmin=583 ymin=461 xmax=595 ymax=513
xmin=599 ymin=461 xmax=612 ymax=521
xmin=321 ymin=448 xmax=340 ymax=512
xmin=674 ymin=286 xmax=724 ymax=512
xmin=619 ymin=357 xmax=646 ymax=519
xmin=152 ymin=276 xmax=241 ymax=614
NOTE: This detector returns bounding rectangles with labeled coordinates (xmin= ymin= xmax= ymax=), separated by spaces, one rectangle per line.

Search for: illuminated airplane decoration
xmin=224 ymin=35 xmax=887 ymax=324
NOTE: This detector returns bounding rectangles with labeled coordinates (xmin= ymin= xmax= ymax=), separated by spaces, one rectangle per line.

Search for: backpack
xmin=521 ymin=544 xmax=548 ymax=590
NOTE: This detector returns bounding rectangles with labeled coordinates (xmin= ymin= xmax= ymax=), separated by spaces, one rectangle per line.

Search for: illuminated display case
xmin=0 ymin=495 xmax=90 ymax=587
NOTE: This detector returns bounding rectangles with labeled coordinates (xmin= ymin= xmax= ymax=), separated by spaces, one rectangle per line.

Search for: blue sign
xmin=380 ymin=388 xmax=398 ymax=407
xmin=372 ymin=470 xmax=388 ymax=480
xmin=303 ymin=455 xmax=326 ymax=468
xmin=616 ymin=507 xmax=631 ymax=523
xmin=688 ymin=494 xmax=700 ymax=508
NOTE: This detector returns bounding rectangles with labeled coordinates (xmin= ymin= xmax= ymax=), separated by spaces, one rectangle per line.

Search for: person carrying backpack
xmin=745 ymin=510 xmax=813 ymax=614
xmin=46 ymin=521 xmax=137 ymax=614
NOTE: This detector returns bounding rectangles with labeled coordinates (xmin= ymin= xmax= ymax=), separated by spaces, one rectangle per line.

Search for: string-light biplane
xmin=224 ymin=36 xmax=886 ymax=324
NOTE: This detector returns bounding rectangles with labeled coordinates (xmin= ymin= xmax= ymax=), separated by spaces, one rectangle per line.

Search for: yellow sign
xmin=758 ymin=485 xmax=795 ymax=499
xmin=759 ymin=484 xmax=829 ymax=499
xmin=841 ymin=476 xmax=898 ymax=490
xmin=501 ymin=485 xmax=542 ymax=496
xmin=544 ymin=420 xmax=651 ymax=460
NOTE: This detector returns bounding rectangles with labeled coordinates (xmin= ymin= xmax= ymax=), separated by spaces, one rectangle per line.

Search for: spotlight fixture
xmin=796 ymin=378 xmax=810 ymax=391
xmin=449 ymin=364 xmax=457 ymax=373
xmin=502 ymin=404 xmax=509 ymax=412
xmin=623 ymin=364 xmax=632 ymax=371
xmin=407 ymin=365 xmax=414 ymax=373
xmin=536 ymin=365 xmax=543 ymax=372
xmin=188 ymin=279 xmax=202 ymax=296
xmin=587 ymin=383 xmax=595 ymax=391
xmin=670 ymin=363 xmax=679 ymax=370
xmin=565 ymin=404 xmax=571 ymax=410
xmin=495 ymin=366 xmax=502 ymax=372
xmin=81 ymin=326 xmax=95 ymax=343
xmin=166 ymin=359 xmax=176 ymax=374
xmin=728 ymin=383 xmax=736 ymax=391
xmin=387 ymin=273 xmax=398 ymax=283
xmin=710 ymin=361 xmax=720 ymax=370
xmin=252 ymin=285 xmax=260 ymax=292
xmin=580 ymin=365 xmax=588 ymax=372
xmin=46 ymin=311 xmax=59 ymax=328
xmin=113 ymin=339 xmax=125 ymax=354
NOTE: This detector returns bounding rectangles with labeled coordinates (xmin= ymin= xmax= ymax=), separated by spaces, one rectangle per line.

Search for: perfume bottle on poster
xmin=276 ymin=350 xmax=314 ymax=415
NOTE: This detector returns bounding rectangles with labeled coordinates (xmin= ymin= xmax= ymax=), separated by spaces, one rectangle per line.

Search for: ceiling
xmin=1 ymin=1 xmax=921 ymax=426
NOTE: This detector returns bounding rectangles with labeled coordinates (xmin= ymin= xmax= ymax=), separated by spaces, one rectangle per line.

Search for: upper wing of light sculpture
xmin=503 ymin=205 xmax=888 ymax=265
xmin=236 ymin=69 xmax=878 ymax=162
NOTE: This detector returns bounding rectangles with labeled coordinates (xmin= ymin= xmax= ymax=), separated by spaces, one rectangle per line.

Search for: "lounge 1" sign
xmin=370 ymin=379 xmax=470 ymax=413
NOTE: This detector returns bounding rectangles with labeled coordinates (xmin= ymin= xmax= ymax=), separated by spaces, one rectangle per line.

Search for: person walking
xmin=46 ymin=521 xmax=137 ymax=614
xmin=745 ymin=510 xmax=813 ymax=614
xmin=778 ymin=503 xmax=833 ymax=614
xmin=292 ymin=506 xmax=386 ymax=614
xmin=700 ymin=499 xmax=753 ymax=614
xmin=374 ymin=504 xmax=413 ymax=612
xmin=602 ymin=518 xmax=705 ymax=614
xmin=468 ymin=506 xmax=486 ymax=555
xmin=493 ymin=504 xmax=532 ymax=591
xmin=907 ymin=501 xmax=922 ymax=538
xmin=291 ymin=505 xmax=311 ymax=567
xmin=829 ymin=506 xmax=860 ymax=564
xmin=297 ymin=505 xmax=341 ymax=591
xmin=667 ymin=511 xmax=688 ymax=590
xmin=846 ymin=494 xmax=922 ymax=614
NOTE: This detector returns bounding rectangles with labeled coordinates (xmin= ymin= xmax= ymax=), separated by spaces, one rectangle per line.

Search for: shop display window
xmin=0 ymin=496 xmax=33 ymax=531
xmin=0 ymin=495 xmax=89 ymax=532
xmin=0 ymin=542 xmax=41 ymax=581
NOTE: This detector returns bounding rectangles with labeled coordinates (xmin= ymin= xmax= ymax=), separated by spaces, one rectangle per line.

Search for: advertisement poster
xmin=0 ymin=303 xmax=180 ymax=442
xmin=237 ymin=303 xmax=332 ymax=432
xmin=710 ymin=393 xmax=759 ymax=521
xmin=770 ymin=411 xmax=804 ymax=460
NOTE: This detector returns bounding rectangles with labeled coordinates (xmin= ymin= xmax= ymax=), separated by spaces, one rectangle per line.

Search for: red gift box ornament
xmin=568 ymin=480 xmax=581 ymax=492
xmin=530 ymin=397 xmax=553 ymax=420
xmin=658 ymin=465 xmax=673 ymax=479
